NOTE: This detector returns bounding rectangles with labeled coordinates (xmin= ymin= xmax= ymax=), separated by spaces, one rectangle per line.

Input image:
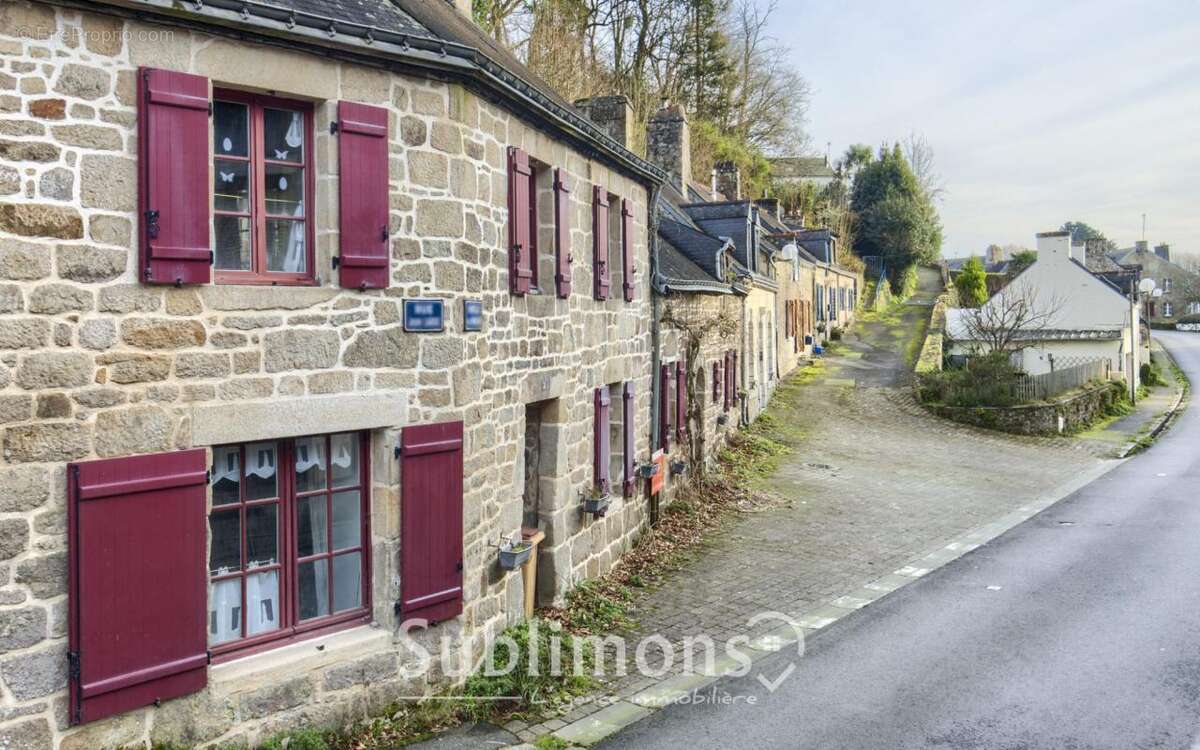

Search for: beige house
xmin=0 ymin=0 xmax=669 ymax=747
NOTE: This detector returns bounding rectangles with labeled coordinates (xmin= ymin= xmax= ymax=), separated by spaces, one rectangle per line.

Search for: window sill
xmin=211 ymin=621 xmax=387 ymax=688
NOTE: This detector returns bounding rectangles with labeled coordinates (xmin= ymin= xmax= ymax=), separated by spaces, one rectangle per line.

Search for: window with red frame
xmin=212 ymin=91 xmax=314 ymax=284
xmin=208 ymin=432 xmax=369 ymax=654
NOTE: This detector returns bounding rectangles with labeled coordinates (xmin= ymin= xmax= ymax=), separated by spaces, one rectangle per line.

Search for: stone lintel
xmin=190 ymin=392 xmax=408 ymax=446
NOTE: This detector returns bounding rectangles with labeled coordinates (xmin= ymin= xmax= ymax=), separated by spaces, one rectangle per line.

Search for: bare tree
xmin=726 ymin=0 xmax=811 ymax=155
xmin=902 ymin=132 xmax=944 ymax=202
xmin=959 ymin=278 xmax=1065 ymax=355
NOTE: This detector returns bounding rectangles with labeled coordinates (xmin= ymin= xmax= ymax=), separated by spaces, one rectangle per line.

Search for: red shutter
xmin=508 ymin=148 xmax=534 ymax=295
xmin=723 ymin=352 xmax=731 ymax=412
xmin=622 ymin=382 xmax=636 ymax=497
xmin=659 ymin=363 xmax=670 ymax=452
xmin=621 ymin=198 xmax=635 ymax=302
xmin=336 ymin=101 xmax=390 ymax=290
xmin=67 ymin=449 xmax=208 ymax=725
xmin=137 ymin=68 xmax=210 ymax=286
xmin=553 ymin=169 xmax=572 ymax=298
xmin=400 ymin=422 xmax=464 ymax=624
xmin=594 ymin=388 xmax=611 ymax=494
xmin=712 ymin=361 xmax=720 ymax=403
xmin=675 ymin=360 xmax=686 ymax=440
xmin=724 ymin=352 xmax=734 ymax=403
xmin=592 ymin=186 xmax=610 ymax=300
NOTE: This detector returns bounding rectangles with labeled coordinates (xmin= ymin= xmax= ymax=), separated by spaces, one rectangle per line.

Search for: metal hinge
xmin=209 ymin=250 xmax=215 ymax=266
xmin=206 ymin=468 xmax=211 ymax=483
xmin=67 ymin=651 xmax=80 ymax=681
xmin=393 ymin=443 xmax=402 ymax=460
xmin=329 ymin=121 xmax=340 ymax=135
xmin=331 ymin=255 xmax=341 ymax=269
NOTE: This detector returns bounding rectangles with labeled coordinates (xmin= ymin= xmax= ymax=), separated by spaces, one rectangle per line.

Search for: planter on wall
xmin=583 ymin=493 xmax=611 ymax=517
xmin=498 ymin=541 xmax=533 ymax=570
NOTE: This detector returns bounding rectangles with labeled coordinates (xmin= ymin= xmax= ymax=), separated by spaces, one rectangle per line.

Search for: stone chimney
xmin=574 ymin=95 xmax=633 ymax=149
xmin=1155 ymin=243 xmax=1171 ymax=262
xmin=1135 ymin=240 xmax=1149 ymax=254
xmin=646 ymin=102 xmax=691 ymax=193
xmin=1084 ymin=237 xmax=1110 ymax=269
xmin=712 ymin=160 xmax=740 ymax=201
xmin=1035 ymin=230 xmax=1073 ymax=265
xmin=986 ymin=245 xmax=1005 ymax=265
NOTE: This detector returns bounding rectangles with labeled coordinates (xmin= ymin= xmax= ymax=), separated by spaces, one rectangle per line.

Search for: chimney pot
xmin=646 ymin=103 xmax=691 ymax=193
xmin=713 ymin=160 xmax=741 ymax=201
xmin=574 ymin=95 xmax=634 ymax=150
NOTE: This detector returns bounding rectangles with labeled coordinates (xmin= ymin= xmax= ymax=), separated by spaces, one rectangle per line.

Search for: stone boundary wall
xmin=915 ymin=287 xmax=955 ymax=374
xmin=928 ymin=381 xmax=1124 ymax=436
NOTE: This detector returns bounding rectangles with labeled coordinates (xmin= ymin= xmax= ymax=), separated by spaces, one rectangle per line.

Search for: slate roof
xmin=770 ymin=156 xmax=836 ymax=180
xmin=945 ymin=257 xmax=1011 ymax=275
xmin=654 ymin=181 xmax=735 ymax=293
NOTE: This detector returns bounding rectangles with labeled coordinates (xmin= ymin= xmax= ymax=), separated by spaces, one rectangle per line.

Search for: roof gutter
xmin=75 ymin=0 xmax=667 ymax=188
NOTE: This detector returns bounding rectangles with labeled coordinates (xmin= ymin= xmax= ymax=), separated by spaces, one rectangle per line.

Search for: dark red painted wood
xmin=507 ymin=148 xmax=533 ymax=294
xmin=594 ymin=388 xmax=611 ymax=493
xmin=553 ymin=168 xmax=572 ymax=298
xmin=336 ymin=101 xmax=390 ymax=290
xmin=675 ymin=360 xmax=687 ymax=440
xmin=659 ymin=363 xmax=670 ymax=452
xmin=622 ymin=382 xmax=636 ymax=497
xmin=592 ymin=186 xmax=610 ymax=300
xmin=724 ymin=350 xmax=734 ymax=403
xmin=68 ymin=449 xmax=208 ymax=725
xmin=723 ymin=351 xmax=732 ymax=411
xmin=137 ymin=68 xmax=211 ymax=286
xmin=400 ymin=422 xmax=464 ymax=624
xmin=621 ymin=198 xmax=635 ymax=302
xmin=713 ymin=361 xmax=721 ymax=403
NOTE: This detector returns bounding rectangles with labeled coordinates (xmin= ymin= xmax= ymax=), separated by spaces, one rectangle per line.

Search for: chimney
xmin=646 ymin=102 xmax=691 ymax=193
xmin=986 ymin=245 xmax=1005 ymax=265
xmin=1135 ymin=240 xmax=1149 ymax=254
xmin=1154 ymin=243 xmax=1171 ymax=262
xmin=1035 ymin=230 xmax=1072 ymax=264
xmin=574 ymin=95 xmax=633 ymax=149
xmin=712 ymin=160 xmax=740 ymax=200
xmin=1084 ymin=237 xmax=1110 ymax=270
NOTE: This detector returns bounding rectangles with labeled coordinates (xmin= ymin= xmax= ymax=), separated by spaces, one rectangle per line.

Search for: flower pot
xmin=670 ymin=460 xmax=688 ymax=476
xmin=584 ymin=495 xmax=611 ymax=517
xmin=636 ymin=461 xmax=660 ymax=479
xmin=498 ymin=543 xmax=533 ymax=570
xmin=717 ymin=414 xmax=729 ymax=426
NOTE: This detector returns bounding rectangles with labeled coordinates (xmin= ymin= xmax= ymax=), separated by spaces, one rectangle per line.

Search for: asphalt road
xmin=601 ymin=331 xmax=1200 ymax=750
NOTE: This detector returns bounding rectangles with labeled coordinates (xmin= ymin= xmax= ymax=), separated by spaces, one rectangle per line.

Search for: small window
xmin=1163 ymin=302 xmax=1173 ymax=317
xmin=209 ymin=432 xmax=369 ymax=655
xmin=213 ymin=91 xmax=314 ymax=285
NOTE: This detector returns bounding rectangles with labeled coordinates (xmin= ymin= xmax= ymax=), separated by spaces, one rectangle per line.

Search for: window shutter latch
xmin=331 ymin=255 xmax=341 ymax=269
xmin=329 ymin=120 xmax=339 ymax=135
xmin=145 ymin=210 xmax=160 ymax=240
xmin=67 ymin=651 xmax=80 ymax=681
xmin=380 ymin=224 xmax=388 ymax=243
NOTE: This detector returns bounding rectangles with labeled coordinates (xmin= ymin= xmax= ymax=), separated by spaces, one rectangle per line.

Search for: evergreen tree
xmin=850 ymin=143 xmax=943 ymax=285
xmin=678 ymin=0 xmax=737 ymax=121
xmin=955 ymin=257 xmax=989 ymax=307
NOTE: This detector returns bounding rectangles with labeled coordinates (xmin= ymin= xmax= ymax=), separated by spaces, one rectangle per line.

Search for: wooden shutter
xmin=400 ymin=421 xmax=464 ymax=624
xmin=553 ymin=169 xmax=572 ymax=298
xmin=621 ymin=198 xmax=635 ymax=302
xmin=622 ymin=382 xmax=636 ymax=497
xmin=137 ymin=68 xmax=211 ymax=286
xmin=336 ymin=101 xmax=390 ymax=290
xmin=712 ymin=361 xmax=721 ymax=403
xmin=658 ymin=363 xmax=670 ymax=451
xmin=723 ymin=352 xmax=732 ymax=412
xmin=508 ymin=148 xmax=534 ymax=295
xmin=594 ymin=388 xmax=611 ymax=494
xmin=732 ymin=353 xmax=739 ymax=403
xmin=675 ymin=360 xmax=686 ymax=440
xmin=592 ymin=186 xmax=610 ymax=300
xmin=68 ymin=449 xmax=209 ymax=725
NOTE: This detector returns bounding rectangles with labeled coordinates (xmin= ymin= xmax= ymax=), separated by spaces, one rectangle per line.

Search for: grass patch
xmin=533 ymin=736 xmax=571 ymax=750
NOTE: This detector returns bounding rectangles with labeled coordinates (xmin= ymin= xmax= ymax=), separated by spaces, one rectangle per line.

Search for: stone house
xmin=767 ymin=155 xmax=836 ymax=190
xmin=946 ymin=231 xmax=1141 ymax=382
xmin=1109 ymin=241 xmax=1200 ymax=322
xmin=0 ymin=0 xmax=669 ymax=747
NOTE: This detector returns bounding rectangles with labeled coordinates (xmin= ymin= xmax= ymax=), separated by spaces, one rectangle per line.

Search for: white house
xmin=947 ymin=231 xmax=1141 ymax=384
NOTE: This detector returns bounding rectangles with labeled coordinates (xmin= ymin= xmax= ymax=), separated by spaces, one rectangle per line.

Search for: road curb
xmin=1118 ymin=345 xmax=1189 ymax=458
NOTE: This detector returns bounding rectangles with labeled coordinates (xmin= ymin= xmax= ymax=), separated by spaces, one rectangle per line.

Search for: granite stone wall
xmin=0 ymin=2 xmax=656 ymax=747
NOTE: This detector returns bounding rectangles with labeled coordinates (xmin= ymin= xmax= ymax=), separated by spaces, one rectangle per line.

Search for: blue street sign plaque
xmin=403 ymin=298 xmax=445 ymax=332
xmin=463 ymin=299 xmax=484 ymax=332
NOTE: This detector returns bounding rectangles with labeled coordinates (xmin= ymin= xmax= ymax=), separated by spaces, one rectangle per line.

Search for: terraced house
xmin=0 ymin=0 xmax=667 ymax=746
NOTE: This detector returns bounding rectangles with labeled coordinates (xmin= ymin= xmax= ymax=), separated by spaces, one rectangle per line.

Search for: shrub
xmin=258 ymin=729 xmax=329 ymax=750
xmin=916 ymin=352 xmax=1025 ymax=407
xmin=1141 ymin=361 xmax=1167 ymax=387
xmin=829 ymin=326 xmax=843 ymax=341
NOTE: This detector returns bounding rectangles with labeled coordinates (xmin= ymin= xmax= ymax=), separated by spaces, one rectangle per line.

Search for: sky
xmin=775 ymin=0 xmax=1200 ymax=258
